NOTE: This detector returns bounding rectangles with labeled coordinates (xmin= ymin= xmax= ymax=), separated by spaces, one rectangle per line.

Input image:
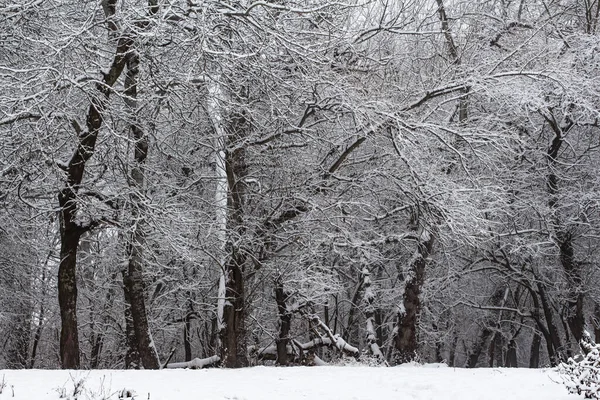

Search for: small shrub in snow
xmin=118 ymin=389 xmax=136 ymax=400
xmin=559 ymin=336 xmax=600 ymax=399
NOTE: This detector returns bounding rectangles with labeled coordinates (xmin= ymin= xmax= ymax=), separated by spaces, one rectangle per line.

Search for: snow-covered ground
xmin=0 ymin=365 xmax=579 ymax=400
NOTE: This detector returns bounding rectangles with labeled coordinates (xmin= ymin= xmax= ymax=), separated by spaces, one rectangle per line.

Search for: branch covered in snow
xmin=166 ymin=355 xmax=220 ymax=369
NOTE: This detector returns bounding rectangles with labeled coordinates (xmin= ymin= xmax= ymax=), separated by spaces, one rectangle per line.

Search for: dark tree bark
xmin=123 ymin=271 xmax=141 ymax=369
xmin=466 ymin=326 xmax=494 ymax=368
xmin=184 ymin=314 xmax=193 ymax=362
xmin=57 ymin=31 xmax=133 ymax=369
xmin=558 ymin=232 xmax=585 ymax=346
xmin=529 ymin=330 xmax=541 ymax=368
xmin=465 ymin=287 xmax=506 ymax=368
xmin=275 ymin=277 xmax=292 ymax=365
xmin=29 ymin=301 xmax=45 ymax=369
xmin=220 ymin=126 xmax=249 ymax=367
xmin=221 ymin=250 xmax=248 ymax=368
xmin=90 ymin=273 xmax=117 ymax=369
xmin=122 ymin=50 xmax=161 ymax=370
xmin=505 ymin=339 xmax=518 ymax=367
xmin=6 ymin=311 xmax=30 ymax=369
xmin=542 ymin=109 xmax=585 ymax=348
xmin=394 ymin=227 xmax=435 ymax=363
xmin=593 ymin=303 xmax=600 ymax=344
xmin=537 ymin=282 xmax=565 ymax=365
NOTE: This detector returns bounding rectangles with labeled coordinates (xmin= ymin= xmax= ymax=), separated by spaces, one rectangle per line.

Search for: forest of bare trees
xmin=1 ymin=0 xmax=600 ymax=370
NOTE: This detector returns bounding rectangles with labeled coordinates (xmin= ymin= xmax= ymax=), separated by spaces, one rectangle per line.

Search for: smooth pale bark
xmin=207 ymin=77 xmax=228 ymax=347
xmin=206 ymin=75 xmax=250 ymax=368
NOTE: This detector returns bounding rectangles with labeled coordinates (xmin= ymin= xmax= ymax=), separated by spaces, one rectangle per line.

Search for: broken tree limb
xmin=166 ymin=355 xmax=220 ymax=369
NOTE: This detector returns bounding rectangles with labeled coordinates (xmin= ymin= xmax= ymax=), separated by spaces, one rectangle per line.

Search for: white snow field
xmin=0 ymin=365 xmax=579 ymax=400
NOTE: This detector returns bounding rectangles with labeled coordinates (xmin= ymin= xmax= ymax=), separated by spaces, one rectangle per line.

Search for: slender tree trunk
xmin=208 ymin=76 xmax=228 ymax=362
xmin=184 ymin=313 xmax=193 ymax=362
xmin=90 ymin=273 xmax=117 ymax=369
xmin=465 ymin=287 xmax=506 ymax=368
xmin=123 ymin=271 xmax=140 ymax=369
xmin=29 ymin=300 xmax=45 ymax=369
xmin=275 ymin=277 xmax=292 ymax=365
xmin=593 ymin=303 xmax=600 ymax=344
xmin=505 ymin=339 xmax=518 ymax=367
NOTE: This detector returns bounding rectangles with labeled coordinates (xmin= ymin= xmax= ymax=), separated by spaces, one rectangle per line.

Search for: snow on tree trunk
xmin=122 ymin=49 xmax=160 ymax=370
xmin=275 ymin=276 xmax=292 ymax=365
xmin=167 ymin=355 xmax=220 ymax=369
xmin=57 ymin=5 xmax=134 ymax=367
xmin=207 ymin=76 xmax=228 ymax=345
xmin=394 ymin=226 xmax=435 ymax=364
xmin=361 ymin=268 xmax=384 ymax=362
xmin=207 ymin=75 xmax=250 ymax=368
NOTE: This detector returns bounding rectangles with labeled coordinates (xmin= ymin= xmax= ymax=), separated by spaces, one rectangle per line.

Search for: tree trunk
xmin=505 ymin=339 xmax=518 ymax=367
xmin=362 ymin=268 xmax=384 ymax=361
xmin=57 ymin=16 xmax=133 ymax=367
xmin=466 ymin=326 xmax=494 ymax=368
xmin=558 ymin=232 xmax=585 ymax=346
xmin=184 ymin=314 xmax=193 ymax=362
xmin=394 ymin=226 xmax=435 ymax=363
xmin=537 ymin=282 xmax=564 ymax=365
xmin=529 ymin=330 xmax=541 ymax=368
xmin=593 ymin=303 xmax=600 ymax=344
xmin=122 ymin=50 xmax=160 ymax=370
xmin=275 ymin=277 xmax=292 ymax=365
xmin=465 ymin=287 xmax=506 ymax=368
xmin=542 ymin=110 xmax=585 ymax=349
xmin=123 ymin=271 xmax=141 ymax=369
xmin=221 ymin=251 xmax=248 ymax=368
xmin=219 ymin=94 xmax=250 ymax=368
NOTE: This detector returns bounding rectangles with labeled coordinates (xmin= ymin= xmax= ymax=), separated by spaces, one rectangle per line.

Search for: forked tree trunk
xmin=537 ymin=282 xmax=564 ymax=365
xmin=542 ymin=109 xmax=585 ymax=349
xmin=207 ymin=76 xmax=250 ymax=368
xmin=465 ymin=287 xmax=506 ymax=368
xmin=122 ymin=50 xmax=160 ymax=370
xmin=57 ymin=29 xmax=133 ymax=369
